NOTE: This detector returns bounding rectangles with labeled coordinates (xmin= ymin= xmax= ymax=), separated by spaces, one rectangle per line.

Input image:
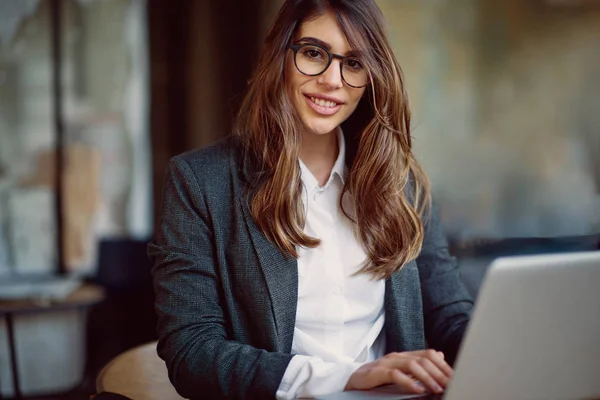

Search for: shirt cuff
xmin=276 ymin=355 xmax=364 ymax=400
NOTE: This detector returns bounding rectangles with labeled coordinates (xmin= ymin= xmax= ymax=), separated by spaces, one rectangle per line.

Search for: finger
xmin=402 ymin=360 xmax=445 ymax=394
xmin=389 ymin=369 xmax=426 ymax=394
xmin=431 ymin=352 xmax=454 ymax=378
xmin=353 ymin=366 xmax=423 ymax=393
xmin=379 ymin=352 xmax=435 ymax=377
xmin=417 ymin=357 xmax=450 ymax=387
xmin=381 ymin=351 xmax=453 ymax=381
xmin=412 ymin=350 xmax=454 ymax=378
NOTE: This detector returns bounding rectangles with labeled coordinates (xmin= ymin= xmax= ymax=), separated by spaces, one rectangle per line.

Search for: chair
xmin=96 ymin=341 xmax=185 ymax=400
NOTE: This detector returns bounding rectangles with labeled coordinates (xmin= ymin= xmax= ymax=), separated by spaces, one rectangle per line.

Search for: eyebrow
xmin=296 ymin=36 xmax=361 ymax=57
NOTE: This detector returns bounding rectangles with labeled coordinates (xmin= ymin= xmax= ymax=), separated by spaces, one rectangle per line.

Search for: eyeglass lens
xmin=294 ymin=44 xmax=368 ymax=88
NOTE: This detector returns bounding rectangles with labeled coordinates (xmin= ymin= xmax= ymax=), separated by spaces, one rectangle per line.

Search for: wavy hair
xmin=233 ymin=0 xmax=431 ymax=280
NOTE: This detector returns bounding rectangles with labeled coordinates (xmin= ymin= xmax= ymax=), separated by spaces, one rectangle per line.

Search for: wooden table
xmin=0 ymin=284 xmax=105 ymax=400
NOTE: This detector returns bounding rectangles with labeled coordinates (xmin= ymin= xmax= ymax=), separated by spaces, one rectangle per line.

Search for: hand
xmin=345 ymin=349 xmax=453 ymax=395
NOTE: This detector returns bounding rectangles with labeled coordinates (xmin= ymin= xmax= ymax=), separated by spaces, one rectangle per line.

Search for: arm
xmin=149 ymin=156 xmax=293 ymax=399
xmin=417 ymin=201 xmax=474 ymax=365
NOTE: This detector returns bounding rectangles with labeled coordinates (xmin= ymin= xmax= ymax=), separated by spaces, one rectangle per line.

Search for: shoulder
xmin=173 ymin=136 xmax=239 ymax=175
xmin=168 ymin=136 xmax=241 ymax=191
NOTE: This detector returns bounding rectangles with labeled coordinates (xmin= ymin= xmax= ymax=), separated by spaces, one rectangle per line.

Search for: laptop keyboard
xmin=414 ymin=394 xmax=444 ymax=400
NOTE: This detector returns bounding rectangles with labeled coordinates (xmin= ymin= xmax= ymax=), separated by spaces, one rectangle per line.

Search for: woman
xmin=149 ymin=0 xmax=473 ymax=399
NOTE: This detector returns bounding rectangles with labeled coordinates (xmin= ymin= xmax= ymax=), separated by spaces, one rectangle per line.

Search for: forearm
xmin=152 ymin=247 xmax=293 ymax=399
xmin=417 ymin=200 xmax=474 ymax=365
xmin=151 ymin=245 xmax=292 ymax=399
xmin=420 ymin=259 xmax=472 ymax=365
xmin=159 ymin=330 xmax=293 ymax=399
xmin=423 ymin=300 xmax=470 ymax=365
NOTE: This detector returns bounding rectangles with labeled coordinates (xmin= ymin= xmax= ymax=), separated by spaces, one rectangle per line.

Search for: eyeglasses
xmin=288 ymin=43 xmax=369 ymax=88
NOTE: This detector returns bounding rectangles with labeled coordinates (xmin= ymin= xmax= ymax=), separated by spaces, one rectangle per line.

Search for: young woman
xmin=149 ymin=1 xmax=473 ymax=399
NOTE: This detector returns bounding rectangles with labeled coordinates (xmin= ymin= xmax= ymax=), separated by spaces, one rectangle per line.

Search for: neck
xmin=299 ymin=128 xmax=339 ymax=187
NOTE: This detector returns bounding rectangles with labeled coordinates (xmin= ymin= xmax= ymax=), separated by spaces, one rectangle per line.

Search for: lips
xmin=303 ymin=94 xmax=343 ymax=116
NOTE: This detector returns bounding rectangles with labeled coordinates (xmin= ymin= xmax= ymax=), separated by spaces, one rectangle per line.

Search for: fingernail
xmin=435 ymin=385 xmax=443 ymax=393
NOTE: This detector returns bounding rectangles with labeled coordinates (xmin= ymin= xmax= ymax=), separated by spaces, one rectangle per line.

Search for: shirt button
xmin=333 ymin=287 xmax=342 ymax=295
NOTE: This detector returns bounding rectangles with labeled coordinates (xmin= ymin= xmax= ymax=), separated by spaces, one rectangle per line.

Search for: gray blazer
xmin=148 ymin=137 xmax=473 ymax=400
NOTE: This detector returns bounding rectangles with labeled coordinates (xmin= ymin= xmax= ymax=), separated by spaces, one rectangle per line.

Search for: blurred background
xmin=0 ymin=0 xmax=598 ymax=399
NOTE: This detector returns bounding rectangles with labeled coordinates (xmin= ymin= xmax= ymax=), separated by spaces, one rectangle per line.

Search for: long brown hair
xmin=233 ymin=0 xmax=431 ymax=280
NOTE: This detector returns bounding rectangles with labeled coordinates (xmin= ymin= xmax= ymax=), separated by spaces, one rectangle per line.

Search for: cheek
xmin=285 ymin=56 xmax=305 ymax=95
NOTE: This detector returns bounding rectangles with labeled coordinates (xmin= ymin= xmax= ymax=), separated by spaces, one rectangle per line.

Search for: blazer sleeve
xmin=148 ymin=156 xmax=294 ymax=400
xmin=416 ymin=201 xmax=474 ymax=366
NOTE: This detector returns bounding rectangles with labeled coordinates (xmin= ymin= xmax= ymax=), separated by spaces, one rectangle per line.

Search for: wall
xmin=149 ymin=0 xmax=281 ymax=228
xmin=0 ymin=0 xmax=152 ymax=275
xmin=378 ymin=0 xmax=600 ymax=239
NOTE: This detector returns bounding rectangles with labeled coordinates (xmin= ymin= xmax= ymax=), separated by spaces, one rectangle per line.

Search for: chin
xmin=303 ymin=118 xmax=341 ymax=136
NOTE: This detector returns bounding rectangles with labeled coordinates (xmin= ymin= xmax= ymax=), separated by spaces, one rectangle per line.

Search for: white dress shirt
xmin=276 ymin=130 xmax=386 ymax=399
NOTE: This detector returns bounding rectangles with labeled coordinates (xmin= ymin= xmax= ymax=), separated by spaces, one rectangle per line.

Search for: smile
xmin=310 ymin=96 xmax=338 ymax=108
xmin=304 ymin=94 xmax=343 ymax=116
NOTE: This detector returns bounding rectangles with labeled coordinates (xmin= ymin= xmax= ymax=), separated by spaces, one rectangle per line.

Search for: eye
xmin=344 ymin=58 xmax=364 ymax=71
xmin=301 ymin=45 xmax=326 ymax=61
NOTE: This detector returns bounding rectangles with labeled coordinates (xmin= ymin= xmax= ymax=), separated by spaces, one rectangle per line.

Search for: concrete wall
xmin=0 ymin=0 xmax=151 ymax=275
xmin=378 ymin=0 xmax=600 ymax=239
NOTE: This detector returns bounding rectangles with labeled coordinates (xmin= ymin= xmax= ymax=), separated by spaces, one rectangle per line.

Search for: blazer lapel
xmin=238 ymin=197 xmax=299 ymax=354
xmin=231 ymin=149 xmax=298 ymax=353
xmin=385 ymin=260 xmax=426 ymax=352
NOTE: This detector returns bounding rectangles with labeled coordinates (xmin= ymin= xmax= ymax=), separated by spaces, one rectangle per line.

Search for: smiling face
xmin=285 ymin=11 xmax=367 ymax=138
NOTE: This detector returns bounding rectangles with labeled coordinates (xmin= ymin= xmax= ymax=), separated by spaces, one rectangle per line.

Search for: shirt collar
xmin=331 ymin=128 xmax=346 ymax=185
xmin=299 ymin=128 xmax=347 ymax=193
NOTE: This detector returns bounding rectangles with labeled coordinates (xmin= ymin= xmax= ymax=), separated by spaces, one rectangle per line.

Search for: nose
xmin=317 ymin=59 xmax=343 ymax=89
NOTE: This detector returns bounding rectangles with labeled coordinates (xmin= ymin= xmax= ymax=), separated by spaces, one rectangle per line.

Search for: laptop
xmin=318 ymin=251 xmax=600 ymax=400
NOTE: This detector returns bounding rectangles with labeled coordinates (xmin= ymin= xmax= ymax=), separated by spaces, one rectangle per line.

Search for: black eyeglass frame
xmin=288 ymin=43 xmax=369 ymax=88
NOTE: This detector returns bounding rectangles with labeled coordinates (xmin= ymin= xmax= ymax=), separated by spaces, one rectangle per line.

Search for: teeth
xmin=310 ymin=97 xmax=338 ymax=108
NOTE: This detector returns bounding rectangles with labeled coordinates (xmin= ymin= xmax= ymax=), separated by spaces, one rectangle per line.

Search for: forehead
xmin=296 ymin=11 xmax=352 ymax=53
